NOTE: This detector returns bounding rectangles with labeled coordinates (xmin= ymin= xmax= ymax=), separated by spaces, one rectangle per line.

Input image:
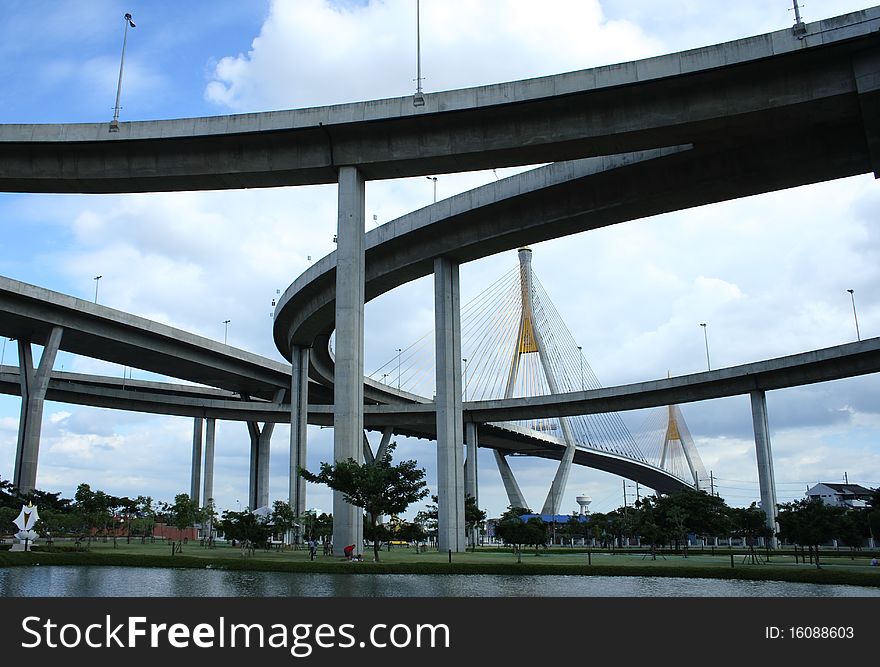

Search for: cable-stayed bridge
xmin=367 ymin=247 xmax=708 ymax=514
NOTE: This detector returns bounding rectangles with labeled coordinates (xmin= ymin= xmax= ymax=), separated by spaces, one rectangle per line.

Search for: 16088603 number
xmin=789 ymin=627 xmax=854 ymax=639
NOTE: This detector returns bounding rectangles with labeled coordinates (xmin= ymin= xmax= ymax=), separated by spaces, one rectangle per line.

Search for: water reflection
xmin=1 ymin=566 xmax=877 ymax=597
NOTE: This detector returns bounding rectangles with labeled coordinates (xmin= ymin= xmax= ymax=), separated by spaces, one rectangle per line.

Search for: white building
xmin=805 ymin=483 xmax=873 ymax=509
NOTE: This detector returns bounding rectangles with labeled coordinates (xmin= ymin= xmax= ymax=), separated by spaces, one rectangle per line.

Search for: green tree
xmin=169 ymin=493 xmax=200 ymax=553
xmin=465 ymin=495 xmax=487 ymax=548
xmin=777 ymin=498 xmax=843 ymax=568
xmin=494 ymin=506 xmax=548 ymax=554
xmin=74 ymin=483 xmax=112 ymax=546
xmin=220 ymin=510 xmax=271 ymax=553
xmin=299 ymin=442 xmax=429 ymax=562
xmin=420 ymin=493 xmax=486 ymax=548
xmin=633 ymin=496 xmax=670 ymax=557
xmin=201 ymin=498 xmax=218 ymax=545
xmin=728 ymin=503 xmax=772 ymax=547
xmin=270 ymin=500 xmax=296 ymax=545
xmin=133 ymin=495 xmax=157 ymax=542
xmin=837 ymin=510 xmax=868 ymax=555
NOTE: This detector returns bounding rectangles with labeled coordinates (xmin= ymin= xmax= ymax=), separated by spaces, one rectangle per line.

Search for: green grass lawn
xmin=1 ymin=540 xmax=879 ymax=587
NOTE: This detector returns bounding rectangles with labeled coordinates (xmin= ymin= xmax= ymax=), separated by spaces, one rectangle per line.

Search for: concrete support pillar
xmin=465 ymin=422 xmax=480 ymax=547
xmin=246 ymin=389 xmax=283 ymax=511
xmin=289 ymin=346 xmax=309 ymax=541
xmin=247 ymin=421 xmax=259 ymax=511
xmin=203 ymin=418 xmax=216 ymax=508
xmin=464 ymin=422 xmax=479 ymax=503
xmin=750 ymin=390 xmax=779 ymax=548
xmin=190 ymin=417 xmax=203 ymax=506
xmin=247 ymin=421 xmax=277 ymax=510
xmin=434 ymin=256 xmax=465 ymax=552
xmin=333 ymin=165 xmax=366 ymax=555
xmin=362 ymin=430 xmax=375 ymax=465
xmin=376 ymin=427 xmax=393 ymax=461
xmin=13 ymin=327 xmax=63 ymax=493
xmin=494 ymin=450 xmax=528 ymax=510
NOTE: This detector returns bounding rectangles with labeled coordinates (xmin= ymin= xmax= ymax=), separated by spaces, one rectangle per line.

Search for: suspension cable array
xmin=368 ymin=248 xmax=707 ymax=487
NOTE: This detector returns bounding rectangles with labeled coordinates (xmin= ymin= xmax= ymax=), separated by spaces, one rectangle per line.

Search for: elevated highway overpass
xmin=2 ymin=8 xmax=879 ymax=550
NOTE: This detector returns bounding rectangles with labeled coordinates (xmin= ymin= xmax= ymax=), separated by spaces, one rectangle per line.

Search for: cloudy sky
xmin=1 ymin=0 xmax=879 ymax=520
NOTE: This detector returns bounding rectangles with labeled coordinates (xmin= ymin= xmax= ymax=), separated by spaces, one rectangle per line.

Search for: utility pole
xmin=846 ymin=290 xmax=861 ymax=341
xmin=700 ymin=323 xmax=711 ymax=370
xmin=413 ymin=0 xmax=425 ymax=106
xmin=710 ymin=470 xmax=716 ymax=496
xmin=110 ymin=13 xmax=136 ymax=131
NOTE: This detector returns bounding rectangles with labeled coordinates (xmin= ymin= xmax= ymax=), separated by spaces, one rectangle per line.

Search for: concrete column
xmin=750 ymin=390 xmax=779 ymax=548
xmin=190 ymin=417 xmax=203 ymax=506
xmin=257 ymin=423 xmax=275 ymax=509
xmin=247 ymin=421 xmax=259 ymax=510
xmin=494 ymin=450 xmax=528 ymax=510
xmin=13 ymin=327 xmax=63 ymax=493
xmin=246 ymin=388 xmax=285 ymax=511
xmin=465 ymin=422 xmax=480 ymax=547
xmin=376 ymin=426 xmax=393 ymax=461
xmin=289 ymin=345 xmax=309 ymax=539
xmin=202 ymin=418 xmax=216 ymax=508
xmin=362 ymin=430 xmax=375 ymax=464
xmin=464 ymin=422 xmax=479 ymax=502
xmin=333 ymin=165 xmax=366 ymax=555
xmin=435 ymin=256 xmax=465 ymax=552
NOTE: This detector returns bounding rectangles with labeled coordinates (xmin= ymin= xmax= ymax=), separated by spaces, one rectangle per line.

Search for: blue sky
xmin=1 ymin=0 xmax=879 ymax=518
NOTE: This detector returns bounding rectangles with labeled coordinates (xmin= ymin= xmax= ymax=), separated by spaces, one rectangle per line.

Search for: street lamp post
xmin=413 ymin=0 xmax=425 ymax=106
xmin=110 ymin=13 xmax=136 ymax=132
xmin=93 ymin=275 xmax=102 ymax=303
xmin=426 ymin=176 xmax=437 ymax=203
xmin=846 ymin=289 xmax=861 ymax=341
xmin=700 ymin=323 xmax=711 ymax=371
xmin=577 ymin=345 xmax=583 ymax=391
xmin=397 ymin=348 xmax=403 ymax=391
xmin=223 ymin=320 xmax=231 ymax=345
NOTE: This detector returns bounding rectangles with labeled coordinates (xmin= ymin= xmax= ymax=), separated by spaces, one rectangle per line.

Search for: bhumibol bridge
xmin=364 ymin=247 xmax=709 ymax=515
xmin=2 ymin=8 xmax=880 ymax=552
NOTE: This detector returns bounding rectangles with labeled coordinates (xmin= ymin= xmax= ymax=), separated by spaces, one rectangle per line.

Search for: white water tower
xmin=576 ymin=493 xmax=592 ymax=516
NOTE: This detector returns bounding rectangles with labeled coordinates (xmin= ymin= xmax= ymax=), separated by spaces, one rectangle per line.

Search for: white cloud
xmin=205 ymin=0 xmax=661 ymax=111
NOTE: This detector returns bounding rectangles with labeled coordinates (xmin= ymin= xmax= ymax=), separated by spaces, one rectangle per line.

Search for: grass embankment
xmin=1 ymin=541 xmax=879 ymax=588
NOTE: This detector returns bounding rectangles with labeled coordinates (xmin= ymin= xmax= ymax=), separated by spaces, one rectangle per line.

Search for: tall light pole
xmin=846 ymin=289 xmax=861 ymax=341
xmin=223 ymin=320 xmax=231 ymax=345
xmin=413 ymin=0 xmax=425 ymax=106
xmin=426 ymin=176 xmax=437 ymax=203
xmin=397 ymin=348 xmax=403 ymax=391
xmin=577 ymin=345 xmax=583 ymax=391
xmin=110 ymin=13 xmax=136 ymax=132
xmin=700 ymin=323 xmax=711 ymax=371
xmin=1 ymin=337 xmax=8 ymax=366
xmin=93 ymin=275 xmax=102 ymax=303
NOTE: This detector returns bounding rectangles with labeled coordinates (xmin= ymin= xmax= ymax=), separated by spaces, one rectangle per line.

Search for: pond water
xmin=1 ymin=566 xmax=878 ymax=597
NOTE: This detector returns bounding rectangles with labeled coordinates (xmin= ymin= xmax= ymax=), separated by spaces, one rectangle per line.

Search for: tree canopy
xmin=299 ymin=442 xmax=428 ymax=562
